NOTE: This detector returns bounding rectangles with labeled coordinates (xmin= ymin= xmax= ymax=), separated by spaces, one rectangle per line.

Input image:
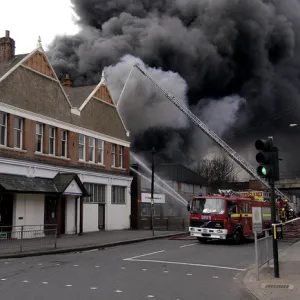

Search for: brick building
xmin=0 ymin=30 xmax=132 ymax=236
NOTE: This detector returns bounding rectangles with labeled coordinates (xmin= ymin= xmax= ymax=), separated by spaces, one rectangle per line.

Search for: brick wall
xmin=0 ymin=113 xmax=130 ymax=175
xmin=0 ymin=30 xmax=15 ymax=64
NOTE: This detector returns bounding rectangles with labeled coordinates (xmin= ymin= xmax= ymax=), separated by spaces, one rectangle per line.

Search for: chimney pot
xmin=5 ymin=30 xmax=9 ymax=38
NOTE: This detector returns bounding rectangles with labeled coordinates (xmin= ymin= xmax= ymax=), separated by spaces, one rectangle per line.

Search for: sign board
xmin=141 ymin=193 xmax=165 ymax=204
xmin=240 ymin=191 xmax=264 ymax=201
xmin=252 ymin=207 xmax=263 ymax=232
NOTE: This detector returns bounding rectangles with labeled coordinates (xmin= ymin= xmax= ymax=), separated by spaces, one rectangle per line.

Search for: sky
xmin=0 ymin=0 xmax=79 ymax=54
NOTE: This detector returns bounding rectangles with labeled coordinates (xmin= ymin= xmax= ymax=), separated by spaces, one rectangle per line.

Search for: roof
xmin=131 ymin=162 xmax=208 ymax=186
xmin=63 ymin=85 xmax=96 ymax=108
xmin=0 ymin=54 xmax=27 ymax=78
xmin=0 ymin=172 xmax=89 ymax=196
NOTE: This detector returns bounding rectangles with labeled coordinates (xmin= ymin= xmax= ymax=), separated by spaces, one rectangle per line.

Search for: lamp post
xmin=150 ymin=147 xmax=155 ymax=236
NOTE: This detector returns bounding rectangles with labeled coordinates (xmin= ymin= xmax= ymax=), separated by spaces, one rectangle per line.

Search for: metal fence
xmin=254 ymin=228 xmax=273 ymax=281
xmin=0 ymin=225 xmax=57 ymax=254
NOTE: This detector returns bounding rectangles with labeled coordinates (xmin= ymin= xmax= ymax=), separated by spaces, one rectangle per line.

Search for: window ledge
xmin=111 ymin=166 xmax=127 ymax=171
xmin=35 ymin=152 xmax=71 ymax=161
xmin=78 ymin=160 xmax=106 ymax=167
xmin=0 ymin=145 xmax=27 ymax=153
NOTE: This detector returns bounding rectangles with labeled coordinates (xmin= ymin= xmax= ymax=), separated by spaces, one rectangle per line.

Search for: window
xmin=36 ymin=123 xmax=43 ymax=152
xmin=119 ymin=146 xmax=124 ymax=168
xmin=0 ymin=112 xmax=7 ymax=146
xmin=111 ymin=144 xmax=116 ymax=167
xmin=112 ymin=186 xmax=126 ymax=204
xmin=98 ymin=139 xmax=104 ymax=164
xmin=78 ymin=134 xmax=85 ymax=160
xmin=49 ymin=127 xmax=56 ymax=155
xmin=84 ymin=183 xmax=106 ymax=203
xmin=13 ymin=117 xmax=23 ymax=149
xmin=61 ymin=130 xmax=68 ymax=157
xmin=88 ymin=137 xmax=95 ymax=162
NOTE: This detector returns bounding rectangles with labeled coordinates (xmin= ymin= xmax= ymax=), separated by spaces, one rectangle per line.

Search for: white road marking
xmin=83 ymin=249 xmax=98 ymax=253
xmin=123 ymin=250 xmax=165 ymax=261
xmin=163 ymin=270 xmax=169 ymax=273
xmin=187 ymin=274 xmax=192 ymax=276
xmin=121 ymin=267 xmax=126 ymax=269
xmin=73 ymin=265 xmax=79 ymax=267
xmin=66 ymin=284 xmax=72 ymax=287
xmin=42 ymin=282 xmax=48 ymax=284
xmin=127 ymin=259 xmax=246 ymax=271
xmin=90 ymin=287 xmax=97 ymax=290
xmin=180 ymin=243 xmax=197 ymax=248
xmin=56 ymin=264 xmax=60 ymax=266
xmin=147 ymin=295 xmax=155 ymax=298
xmin=1 ymin=278 xmax=6 ymax=281
xmin=95 ymin=265 xmax=100 ymax=268
xmin=115 ymin=290 xmax=122 ymax=293
xmin=22 ymin=280 xmax=29 ymax=283
xmin=142 ymin=269 xmax=147 ymax=271
xmin=213 ymin=276 xmax=219 ymax=279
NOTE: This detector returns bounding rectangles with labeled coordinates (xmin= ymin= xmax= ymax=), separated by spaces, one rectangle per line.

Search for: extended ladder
xmin=123 ymin=63 xmax=287 ymax=200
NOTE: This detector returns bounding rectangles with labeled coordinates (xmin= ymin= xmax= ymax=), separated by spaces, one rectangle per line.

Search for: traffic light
xmin=255 ymin=137 xmax=279 ymax=181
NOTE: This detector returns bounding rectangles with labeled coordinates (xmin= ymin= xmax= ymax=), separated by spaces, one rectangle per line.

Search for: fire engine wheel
xmin=232 ymin=229 xmax=243 ymax=245
xmin=197 ymin=237 xmax=208 ymax=243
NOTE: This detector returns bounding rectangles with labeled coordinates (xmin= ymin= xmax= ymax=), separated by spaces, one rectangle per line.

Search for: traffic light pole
xmin=150 ymin=147 xmax=155 ymax=236
xmin=270 ymin=178 xmax=280 ymax=278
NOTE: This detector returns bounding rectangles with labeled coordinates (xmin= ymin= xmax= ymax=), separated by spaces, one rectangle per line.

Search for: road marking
xmin=187 ymin=274 xmax=192 ymax=276
xmin=115 ymin=290 xmax=122 ymax=293
xmin=142 ymin=269 xmax=147 ymax=271
xmin=42 ymin=282 xmax=48 ymax=284
xmin=213 ymin=276 xmax=219 ymax=279
xmin=147 ymin=295 xmax=154 ymax=298
xmin=66 ymin=284 xmax=72 ymax=287
xmin=163 ymin=270 xmax=169 ymax=273
xmin=90 ymin=287 xmax=97 ymax=290
xmin=83 ymin=249 xmax=98 ymax=253
xmin=180 ymin=243 xmax=197 ymax=248
xmin=123 ymin=250 xmax=165 ymax=261
xmin=38 ymin=263 xmax=43 ymax=266
xmin=22 ymin=280 xmax=29 ymax=283
xmin=73 ymin=265 xmax=79 ymax=267
xmin=95 ymin=265 xmax=100 ymax=268
xmin=1 ymin=278 xmax=6 ymax=281
xmin=126 ymin=259 xmax=246 ymax=271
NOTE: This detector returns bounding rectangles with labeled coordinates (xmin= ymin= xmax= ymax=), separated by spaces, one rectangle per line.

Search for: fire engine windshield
xmin=191 ymin=198 xmax=225 ymax=214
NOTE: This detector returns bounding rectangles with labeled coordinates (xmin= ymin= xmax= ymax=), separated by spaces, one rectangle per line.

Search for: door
xmin=61 ymin=196 xmax=66 ymax=234
xmin=98 ymin=204 xmax=105 ymax=230
xmin=44 ymin=196 xmax=57 ymax=231
xmin=0 ymin=194 xmax=13 ymax=232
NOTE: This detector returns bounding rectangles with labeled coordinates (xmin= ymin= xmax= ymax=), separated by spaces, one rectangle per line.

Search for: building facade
xmin=130 ymin=163 xmax=208 ymax=230
xmin=0 ymin=30 xmax=132 ymax=237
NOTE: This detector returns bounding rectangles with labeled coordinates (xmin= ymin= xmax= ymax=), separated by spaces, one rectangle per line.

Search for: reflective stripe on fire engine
xmin=231 ymin=213 xmax=272 ymax=218
xmin=231 ymin=214 xmax=240 ymax=217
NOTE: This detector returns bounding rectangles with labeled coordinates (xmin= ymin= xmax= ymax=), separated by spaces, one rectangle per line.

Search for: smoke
xmin=48 ymin=0 xmax=300 ymax=171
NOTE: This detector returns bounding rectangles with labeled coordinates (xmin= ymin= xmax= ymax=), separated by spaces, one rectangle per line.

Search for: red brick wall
xmin=0 ymin=114 xmax=130 ymax=175
xmin=0 ymin=31 xmax=15 ymax=64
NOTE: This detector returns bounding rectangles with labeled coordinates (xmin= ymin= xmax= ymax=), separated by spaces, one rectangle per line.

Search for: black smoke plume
xmin=48 ymin=0 xmax=300 ymax=173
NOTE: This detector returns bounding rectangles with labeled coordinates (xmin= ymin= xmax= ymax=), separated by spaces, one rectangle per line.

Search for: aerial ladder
xmin=118 ymin=63 xmax=288 ymax=200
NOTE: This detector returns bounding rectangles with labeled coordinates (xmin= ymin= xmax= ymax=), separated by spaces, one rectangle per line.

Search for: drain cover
xmin=262 ymin=283 xmax=294 ymax=289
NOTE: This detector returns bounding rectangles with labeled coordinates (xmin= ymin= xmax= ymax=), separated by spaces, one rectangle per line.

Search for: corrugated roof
xmin=0 ymin=54 xmax=27 ymax=78
xmin=63 ymin=85 xmax=96 ymax=108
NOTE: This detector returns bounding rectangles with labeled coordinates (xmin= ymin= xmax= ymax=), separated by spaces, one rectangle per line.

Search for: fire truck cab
xmin=187 ymin=190 xmax=272 ymax=244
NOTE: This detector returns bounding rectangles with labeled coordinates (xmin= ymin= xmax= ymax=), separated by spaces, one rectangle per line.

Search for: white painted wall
xmin=106 ymin=185 xmax=131 ymax=230
xmin=83 ymin=203 xmax=99 ymax=232
xmin=12 ymin=194 xmax=45 ymax=238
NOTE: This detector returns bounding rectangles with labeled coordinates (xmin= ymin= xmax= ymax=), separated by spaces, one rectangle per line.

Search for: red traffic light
xmin=256 ymin=152 xmax=273 ymax=164
xmin=255 ymin=139 xmax=273 ymax=151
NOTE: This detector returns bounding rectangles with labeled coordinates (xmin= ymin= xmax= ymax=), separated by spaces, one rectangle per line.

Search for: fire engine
xmin=187 ymin=190 xmax=274 ymax=244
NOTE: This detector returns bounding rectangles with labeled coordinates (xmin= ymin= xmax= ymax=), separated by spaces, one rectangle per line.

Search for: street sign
xmin=252 ymin=207 xmax=263 ymax=232
xmin=141 ymin=193 xmax=165 ymax=204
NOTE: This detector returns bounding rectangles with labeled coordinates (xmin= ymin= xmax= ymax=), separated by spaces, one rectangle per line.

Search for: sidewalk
xmin=244 ymin=241 xmax=300 ymax=300
xmin=0 ymin=230 xmax=186 ymax=259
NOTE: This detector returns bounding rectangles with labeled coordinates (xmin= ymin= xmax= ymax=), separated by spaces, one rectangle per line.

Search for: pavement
xmin=0 ymin=230 xmax=187 ymax=259
xmin=0 ymin=237 xmax=259 ymax=300
xmin=244 ymin=240 xmax=300 ymax=300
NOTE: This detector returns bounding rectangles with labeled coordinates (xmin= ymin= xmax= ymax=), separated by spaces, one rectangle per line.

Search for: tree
xmin=196 ymin=152 xmax=239 ymax=186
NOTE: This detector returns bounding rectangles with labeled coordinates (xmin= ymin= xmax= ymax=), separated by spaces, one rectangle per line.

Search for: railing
xmin=254 ymin=228 xmax=273 ymax=281
xmin=0 ymin=224 xmax=57 ymax=254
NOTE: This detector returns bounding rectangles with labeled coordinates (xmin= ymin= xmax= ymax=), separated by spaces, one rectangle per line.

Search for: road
xmin=0 ymin=237 xmax=290 ymax=300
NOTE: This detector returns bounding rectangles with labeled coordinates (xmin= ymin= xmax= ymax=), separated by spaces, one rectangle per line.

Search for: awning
xmin=0 ymin=172 xmax=90 ymax=196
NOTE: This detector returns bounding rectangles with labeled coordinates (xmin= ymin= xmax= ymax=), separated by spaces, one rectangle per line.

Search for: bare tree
xmin=196 ymin=152 xmax=239 ymax=186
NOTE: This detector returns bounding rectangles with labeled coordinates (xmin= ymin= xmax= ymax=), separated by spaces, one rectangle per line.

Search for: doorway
xmin=98 ymin=204 xmax=105 ymax=230
xmin=0 ymin=194 xmax=13 ymax=231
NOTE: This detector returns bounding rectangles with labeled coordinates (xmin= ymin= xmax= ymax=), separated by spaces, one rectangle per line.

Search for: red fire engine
xmin=187 ymin=190 xmax=273 ymax=244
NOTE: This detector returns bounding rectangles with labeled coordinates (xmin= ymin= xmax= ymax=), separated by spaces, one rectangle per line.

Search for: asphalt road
xmin=0 ymin=238 xmax=291 ymax=300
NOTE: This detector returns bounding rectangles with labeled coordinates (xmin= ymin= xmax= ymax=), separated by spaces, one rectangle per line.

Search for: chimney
xmin=0 ymin=30 xmax=15 ymax=64
xmin=62 ymin=74 xmax=72 ymax=87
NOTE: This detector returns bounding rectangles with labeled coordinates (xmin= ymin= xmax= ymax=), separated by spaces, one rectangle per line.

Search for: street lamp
xmin=151 ymin=147 xmax=155 ymax=236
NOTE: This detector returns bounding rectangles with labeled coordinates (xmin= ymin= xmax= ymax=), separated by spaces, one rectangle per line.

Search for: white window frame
xmin=61 ymin=130 xmax=68 ymax=158
xmin=35 ymin=123 xmax=43 ymax=153
xmin=88 ymin=137 xmax=95 ymax=162
xmin=119 ymin=146 xmax=123 ymax=168
xmin=0 ymin=112 xmax=7 ymax=146
xmin=78 ymin=134 xmax=85 ymax=161
xmin=49 ymin=126 xmax=56 ymax=155
xmin=111 ymin=144 xmax=116 ymax=167
xmin=13 ymin=116 xmax=23 ymax=149
xmin=98 ymin=139 xmax=104 ymax=164
xmin=112 ymin=186 xmax=126 ymax=204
